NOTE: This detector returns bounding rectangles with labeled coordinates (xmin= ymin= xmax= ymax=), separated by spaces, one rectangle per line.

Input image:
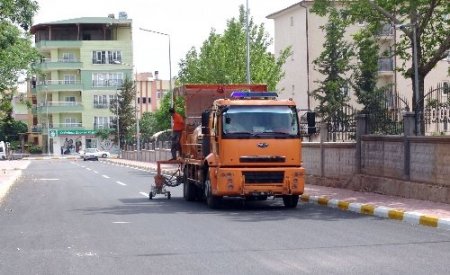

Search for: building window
xmin=92 ymin=72 xmax=124 ymax=87
xmin=94 ymin=95 xmax=109 ymax=108
xmin=290 ymin=16 xmax=294 ymax=27
xmin=64 ymin=117 xmax=77 ymax=128
xmin=92 ymin=50 xmax=122 ymax=64
xmin=64 ymin=74 xmax=76 ymax=84
xmin=94 ymin=116 xmax=112 ymax=129
xmin=65 ymin=96 xmax=76 ymax=105
xmin=62 ymin=52 xmax=75 ymax=62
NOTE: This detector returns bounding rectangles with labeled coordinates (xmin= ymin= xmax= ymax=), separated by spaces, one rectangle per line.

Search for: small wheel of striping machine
xmin=149 ymin=160 xmax=183 ymax=200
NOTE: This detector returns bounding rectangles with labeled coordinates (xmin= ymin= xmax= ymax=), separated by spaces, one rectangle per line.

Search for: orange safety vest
xmin=172 ymin=113 xmax=185 ymax=131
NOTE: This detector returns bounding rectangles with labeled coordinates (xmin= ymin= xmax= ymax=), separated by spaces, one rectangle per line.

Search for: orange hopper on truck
xmin=153 ymin=84 xmax=306 ymax=208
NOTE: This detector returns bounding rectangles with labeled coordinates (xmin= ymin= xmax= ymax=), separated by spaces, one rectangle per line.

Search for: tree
xmin=353 ymin=29 xmax=394 ymax=133
xmin=110 ymin=77 xmax=136 ymax=148
xmin=0 ymin=0 xmax=40 ymax=125
xmin=312 ymin=8 xmax=353 ymax=124
xmin=177 ymin=5 xmax=291 ymax=91
xmin=139 ymin=112 xmax=158 ymax=143
xmin=138 ymin=92 xmax=185 ymax=142
xmin=313 ymin=0 xmax=450 ymax=135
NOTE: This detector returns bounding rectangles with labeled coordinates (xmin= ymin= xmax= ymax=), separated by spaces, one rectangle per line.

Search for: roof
xmin=266 ymin=0 xmax=313 ymax=19
xmin=31 ymin=17 xmax=132 ymax=33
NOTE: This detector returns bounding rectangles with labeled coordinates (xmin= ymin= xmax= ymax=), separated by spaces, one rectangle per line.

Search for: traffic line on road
xmin=86 ymin=168 xmax=92 ymax=171
xmin=93 ymin=171 xmax=99 ymax=174
xmin=139 ymin=192 xmax=148 ymax=197
xmin=300 ymin=194 xmax=450 ymax=231
xmin=102 ymin=175 xmax=110 ymax=179
xmin=116 ymin=181 xmax=126 ymax=186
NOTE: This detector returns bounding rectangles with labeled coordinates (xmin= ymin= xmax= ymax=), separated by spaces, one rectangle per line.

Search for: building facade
xmin=267 ymin=1 xmax=449 ymax=128
xmin=29 ymin=14 xmax=133 ymax=154
xmin=135 ymin=71 xmax=172 ymax=118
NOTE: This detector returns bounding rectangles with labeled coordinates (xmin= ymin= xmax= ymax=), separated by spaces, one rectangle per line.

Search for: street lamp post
xmin=135 ymin=87 xmax=140 ymax=160
xmin=45 ymin=82 xmax=51 ymax=155
xmin=116 ymin=88 xmax=120 ymax=155
xmin=139 ymin=27 xmax=173 ymax=107
xmin=245 ymin=0 xmax=251 ymax=84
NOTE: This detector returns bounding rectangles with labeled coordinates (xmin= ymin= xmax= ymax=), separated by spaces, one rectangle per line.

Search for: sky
xmin=33 ymin=0 xmax=300 ymax=80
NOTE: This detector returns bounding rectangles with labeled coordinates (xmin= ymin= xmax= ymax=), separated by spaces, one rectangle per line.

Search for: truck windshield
xmin=222 ymin=105 xmax=299 ymax=138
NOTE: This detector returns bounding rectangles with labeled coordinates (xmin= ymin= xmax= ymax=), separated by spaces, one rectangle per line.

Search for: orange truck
xmin=162 ymin=84 xmax=305 ymax=208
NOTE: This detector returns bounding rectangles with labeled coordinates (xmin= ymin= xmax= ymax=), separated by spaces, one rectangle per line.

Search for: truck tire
xmin=283 ymin=195 xmax=299 ymax=208
xmin=205 ymin=171 xmax=221 ymax=209
xmin=183 ymin=168 xmax=196 ymax=201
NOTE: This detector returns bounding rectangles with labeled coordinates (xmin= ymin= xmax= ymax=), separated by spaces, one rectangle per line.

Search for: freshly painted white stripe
xmin=112 ymin=221 xmax=130 ymax=224
xmin=116 ymin=181 xmax=126 ymax=186
xmin=349 ymin=203 xmax=363 ymax=213
xmin=102 ymin=175 xmax=110 ymax=179
xmin=438 ymin=218 xmax=450 ymax=230
xmin=86 ymin=168 xmax=92 ymax=171
xmin=403 ymin=212 xmax=422 ymax=225
xmin=140 ymin=192 xmax=149 ymax=197
xmin=37 ymin=178 xmax=59 ymax=181
xmin=93 ymin=171 xmax=99 ymax=174
xmin=374 ymin=206 xmax=390 ymax=218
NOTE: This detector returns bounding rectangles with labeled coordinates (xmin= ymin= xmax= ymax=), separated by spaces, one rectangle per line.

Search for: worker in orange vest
xmin=169 ymin=107 xmax=184 ymax=160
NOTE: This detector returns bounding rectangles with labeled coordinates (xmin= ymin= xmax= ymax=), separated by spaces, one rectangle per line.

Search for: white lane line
xmin=139 ymin=192 xmax=148 ymax=197
xmin=102 ymin=175 xmax=110 ymax=179
xmin=93 ymin=171 xmax=99 ymax=174
xmin=37 ymin=178 xmax=59 ymax=181
xmin=86 ymin=168 xmax=92 ymax=171
xmin=116 ymin=181 xmax=126 ymax=186
xmin=112 ymin=221 xmax=130 ymax=224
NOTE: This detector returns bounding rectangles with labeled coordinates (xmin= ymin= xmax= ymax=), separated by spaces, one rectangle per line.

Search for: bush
xmin=28 ymin=145 xmax=43 ymax=154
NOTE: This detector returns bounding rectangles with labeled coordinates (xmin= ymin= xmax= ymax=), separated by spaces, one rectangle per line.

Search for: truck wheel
xmin=283 ymin=195 xmax=299 ymax=208
xmin=149 ymin=192 xmax=153 ymax=200
xmin=183 ymin=170 xmax=196 ymax=201
xmin=205 ymin=172 xmax=221 ymax=209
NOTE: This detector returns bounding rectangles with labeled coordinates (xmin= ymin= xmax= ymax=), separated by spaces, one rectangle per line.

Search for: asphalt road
xmin=1 ymin=159 xmax=450 ymax=275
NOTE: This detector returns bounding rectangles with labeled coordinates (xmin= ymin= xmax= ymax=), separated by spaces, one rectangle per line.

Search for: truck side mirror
xmin=307 ymin=112 xmax=316 ymax=134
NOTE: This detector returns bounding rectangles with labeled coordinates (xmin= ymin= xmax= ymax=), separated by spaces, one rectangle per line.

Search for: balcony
xmin=36 ymin=101 xmax=84 ymax=114
xmin=92 ymin=79 xmax=124 ymax=89
xmin=377 ymin=24 xmax=394 ymax=39
xmin=34 ymin=40 xmax=83 ymax=49
xmin=34 ymin=58 xmax=83 ymax=71
xmin=378 ymin=58 xmax=394 ymax=76
xmin=34 ymin=80 xmax=83 ymax=92
xmin=94 ymin=123 xmax=115 ymax=130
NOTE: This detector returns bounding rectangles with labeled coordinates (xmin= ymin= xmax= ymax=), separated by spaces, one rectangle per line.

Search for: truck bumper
xmin=211 ymin=167 xmax=305 ymax=197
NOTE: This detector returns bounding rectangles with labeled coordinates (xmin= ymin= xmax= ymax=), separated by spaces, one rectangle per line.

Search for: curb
xmin=300 ymin=194 xmax=450 ymax=231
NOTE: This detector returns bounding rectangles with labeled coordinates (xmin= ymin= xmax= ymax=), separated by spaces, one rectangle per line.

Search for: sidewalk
xmin=2 ymin=157 xmax=450 ymax=230
xmin=0 ymin=160 xmax=31 ymax=203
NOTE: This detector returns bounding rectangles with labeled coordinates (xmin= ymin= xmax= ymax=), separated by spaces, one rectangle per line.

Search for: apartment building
xmin=135 ymin=71 xmax=172 ymax=118
xmin=29 ymin=13 xmax=133 ymax=154
xmin=267 ymin=1 xmax=449 ymax=119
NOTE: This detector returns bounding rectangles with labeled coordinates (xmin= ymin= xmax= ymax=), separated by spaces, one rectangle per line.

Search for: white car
xmin=82 ymin=148 xmax=110 ymax=161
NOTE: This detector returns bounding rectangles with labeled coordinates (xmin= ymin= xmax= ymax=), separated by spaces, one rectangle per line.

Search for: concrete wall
xmin=302 ymin=135 xmax=450 ymax=203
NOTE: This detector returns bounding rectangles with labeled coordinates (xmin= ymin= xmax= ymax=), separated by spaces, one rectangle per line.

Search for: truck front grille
xmin=243 ymin=171 xmax=284 ymax=184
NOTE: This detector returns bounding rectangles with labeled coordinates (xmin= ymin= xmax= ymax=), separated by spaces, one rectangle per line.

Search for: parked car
xmin=81 ymin=148 xmax=110 ymax=161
